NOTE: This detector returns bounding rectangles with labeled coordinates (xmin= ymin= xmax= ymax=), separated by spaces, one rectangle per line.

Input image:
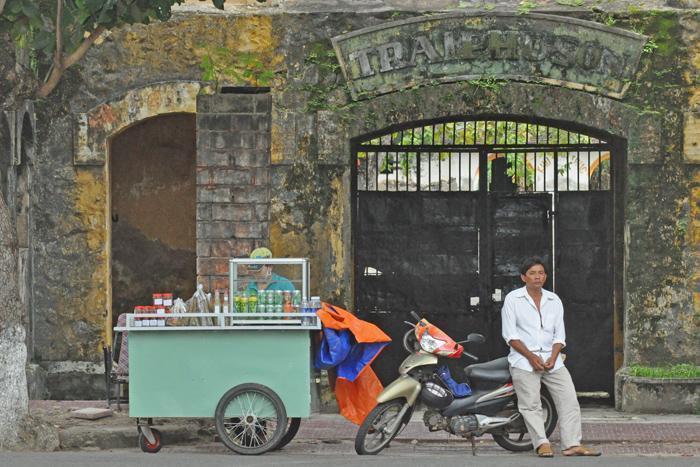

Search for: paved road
xmin=2 ymin=441 xmax=698 ymax=467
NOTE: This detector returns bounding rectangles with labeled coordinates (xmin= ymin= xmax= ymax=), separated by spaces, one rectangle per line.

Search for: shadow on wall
xmin=109 ymin=113 xmax=197 ymax=322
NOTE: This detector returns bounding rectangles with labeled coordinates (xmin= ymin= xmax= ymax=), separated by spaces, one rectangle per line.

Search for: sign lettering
xmin=332 ymin=13 xmax=647 ymax=100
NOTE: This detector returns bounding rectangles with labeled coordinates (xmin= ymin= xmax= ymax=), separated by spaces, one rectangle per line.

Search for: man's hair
xmin=520 ymin=257 xmax=547 ymax=275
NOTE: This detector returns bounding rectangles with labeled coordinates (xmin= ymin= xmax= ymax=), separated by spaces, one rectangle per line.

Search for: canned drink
xmin=248 ymin=294 xmax=258 ymax=313
xmin=234 ymin=294 xmax=246 ymax=313
xmin=273 ymin=304 xmax=283 ymax=315
xmin=292 ymin=290 xmax=301 ymax=306
xmin=273 ymin=290 xmax=283 ymax=305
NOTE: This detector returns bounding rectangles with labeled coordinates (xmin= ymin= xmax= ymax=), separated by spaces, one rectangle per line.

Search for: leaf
xmin=21 ymin=1 xmax=39 ymax=17
xmin=84 ymin=0 xmax=105 ymax=14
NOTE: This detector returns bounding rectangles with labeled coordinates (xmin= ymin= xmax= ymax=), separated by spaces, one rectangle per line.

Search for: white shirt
xmin=501 ymin=286 xmax=566 ymax=372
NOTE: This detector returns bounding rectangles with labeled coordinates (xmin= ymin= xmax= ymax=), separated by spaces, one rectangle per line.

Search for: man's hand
xmin=528 ymin=354 xmax=546 ymax=372
xmin=509 ymin=339 xmax=547 ymax=372
xmin=543 ymin=356 xmax=556 ymax=371
xmin=544 ymin=344 xmax=564 ymax=371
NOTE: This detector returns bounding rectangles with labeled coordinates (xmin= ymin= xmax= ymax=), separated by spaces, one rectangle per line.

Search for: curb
xmin=58 ymin=423 xmax=208 ymax=450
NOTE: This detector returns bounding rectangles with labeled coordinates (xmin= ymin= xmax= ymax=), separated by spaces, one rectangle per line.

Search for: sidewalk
xmin=26 ymin=400 xmax=700 ymax=456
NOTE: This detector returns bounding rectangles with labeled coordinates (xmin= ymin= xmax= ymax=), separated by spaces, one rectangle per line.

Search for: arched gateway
xmin=353 ymin=116 xmax=619 ymax=395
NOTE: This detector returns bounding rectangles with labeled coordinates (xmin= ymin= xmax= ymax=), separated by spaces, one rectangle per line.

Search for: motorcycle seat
xmin=464 ymin=356 xmax=511 ymax=384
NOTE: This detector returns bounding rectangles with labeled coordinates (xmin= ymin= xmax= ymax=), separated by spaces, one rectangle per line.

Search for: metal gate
xmin=353 ymin=118 xmax=615 ymax=394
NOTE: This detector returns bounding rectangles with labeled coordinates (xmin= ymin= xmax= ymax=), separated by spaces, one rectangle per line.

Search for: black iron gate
xmin=354 ymin=118 xmax=615 ymax=395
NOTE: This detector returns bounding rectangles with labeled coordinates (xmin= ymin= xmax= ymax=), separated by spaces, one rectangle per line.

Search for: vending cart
xmin=123 ymin=258 xmax=320 ymax=455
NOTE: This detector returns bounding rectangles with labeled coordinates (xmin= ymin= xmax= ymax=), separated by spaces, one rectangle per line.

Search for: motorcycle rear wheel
xmin=491 ymin=389 xmax=558 ymax=452
xmin=355 ymin=399 xmax=407 ymax=455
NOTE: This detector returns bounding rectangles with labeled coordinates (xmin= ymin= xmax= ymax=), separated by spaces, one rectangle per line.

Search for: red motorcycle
xmin=355 ymin=311 xmax=557 ymax=455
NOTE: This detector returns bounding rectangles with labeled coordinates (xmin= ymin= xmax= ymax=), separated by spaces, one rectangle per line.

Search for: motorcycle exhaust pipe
xmin=476 ymin=413 xmax=520 ymax=430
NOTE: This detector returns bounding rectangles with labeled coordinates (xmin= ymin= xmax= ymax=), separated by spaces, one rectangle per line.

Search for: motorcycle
xmin=354 ymin=311 xmax=557 ymax=455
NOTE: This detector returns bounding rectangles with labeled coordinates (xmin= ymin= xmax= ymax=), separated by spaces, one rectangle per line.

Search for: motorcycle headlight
xmin=420 ymin=333 xmax=446 ymax=353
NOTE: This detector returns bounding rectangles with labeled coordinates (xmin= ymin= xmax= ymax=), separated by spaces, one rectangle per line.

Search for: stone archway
xmin=73 ymin=81 xmax=204 ymax=343
xmin=313 ymin=81 xmax=661 ymax=386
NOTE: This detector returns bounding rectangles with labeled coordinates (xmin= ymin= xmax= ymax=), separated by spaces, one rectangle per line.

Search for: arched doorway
xmin=16 ymin=110 xmax=36 ymax=359
xmin=109 ymin=113 xmax=197 ymax=324
xmin=353 ymin=116 xmax=617 ymax=395
xmin=0 ymin=113 xmax=11 ymax=204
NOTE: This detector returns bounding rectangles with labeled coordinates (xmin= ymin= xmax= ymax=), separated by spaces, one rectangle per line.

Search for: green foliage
xmin=1 ymin=1 xmax=204 ymax=64
xmin=643 ymin=38 xmax=659 ymax=54
xmin=0 ymin=0 xmax=226 ymax=95
xmin=299 ymin=42 xmax=351 ymax=114
xmin=628 ymin=364 xmax=700 ymax=379
xmin=199 ymin=45 xmax=274 ymax=87
xmin=517 ymin=0 xmax=538 ymax=15
xmin=469 ymin=76 xmax=505 ymax=92
xmin=598 ymin=13 xmax=617 ymax=27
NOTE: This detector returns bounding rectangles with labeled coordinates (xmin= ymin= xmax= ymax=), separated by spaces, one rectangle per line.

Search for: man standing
xmin=501 ymin=257 xmax=601 ymax=457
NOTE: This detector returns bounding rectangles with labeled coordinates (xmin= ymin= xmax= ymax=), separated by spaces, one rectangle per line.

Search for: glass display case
xmin=229 ymin=257 xmax=316 ymax=327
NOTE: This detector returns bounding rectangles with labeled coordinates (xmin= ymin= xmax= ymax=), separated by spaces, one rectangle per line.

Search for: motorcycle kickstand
xmin=464 ymin=434 xmax=476 ymax=456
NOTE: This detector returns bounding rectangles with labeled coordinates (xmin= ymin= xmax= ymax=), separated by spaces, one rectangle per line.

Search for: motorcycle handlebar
xmin=410 ymin=311 xmax=421 ymax=322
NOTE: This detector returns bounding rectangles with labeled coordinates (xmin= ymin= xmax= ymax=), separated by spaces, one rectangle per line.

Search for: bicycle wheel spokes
xmin=223 ymin=390 xmax=280 ymax=448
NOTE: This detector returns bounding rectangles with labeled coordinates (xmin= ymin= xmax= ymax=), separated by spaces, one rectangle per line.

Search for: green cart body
xmin=128 ymin=328 xmax=312 ymax=419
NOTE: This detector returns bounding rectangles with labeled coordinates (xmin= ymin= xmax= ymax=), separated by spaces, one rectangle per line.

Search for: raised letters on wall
xmin=331 ymin=12 xmax=647 ymax=100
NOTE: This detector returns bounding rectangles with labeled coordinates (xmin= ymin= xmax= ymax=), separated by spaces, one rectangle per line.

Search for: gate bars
xmin=355 ymin=119 xmax=612 ymax=193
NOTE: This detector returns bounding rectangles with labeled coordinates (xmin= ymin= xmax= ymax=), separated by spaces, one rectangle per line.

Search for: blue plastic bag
xmin=315 ymin=327 xmax=352 ymax=370
xmin=437 ymin=364 xmax=472 ymax=397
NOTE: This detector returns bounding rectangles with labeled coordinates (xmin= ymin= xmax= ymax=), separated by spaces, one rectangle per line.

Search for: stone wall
xmin=1 ymin=3 xmax=695 ymax=399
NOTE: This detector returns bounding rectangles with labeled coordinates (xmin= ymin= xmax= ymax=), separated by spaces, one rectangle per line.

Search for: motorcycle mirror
xmin=467 ymin=333 xmax=485 ymax=344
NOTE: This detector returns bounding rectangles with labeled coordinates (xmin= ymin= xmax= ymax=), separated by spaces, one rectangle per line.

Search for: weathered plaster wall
xmin=14 ymin=3 xmax=698 ymax=398
xmin=615 ymin=11 xmax=699 ymax=365
xmin=31 ymin=110 xmax=106 ymax=363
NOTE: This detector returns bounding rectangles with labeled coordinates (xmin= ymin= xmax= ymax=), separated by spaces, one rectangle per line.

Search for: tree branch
xmin=0 ymin=0 xmax=7 ymax=16
xmin=63 ymin=26 xmax=105 ymax=69
xmin=36 ymin=25 xmax=105 ymax=98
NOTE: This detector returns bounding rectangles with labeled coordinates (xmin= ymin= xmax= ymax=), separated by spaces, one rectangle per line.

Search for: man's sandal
xmin=563 ymin=445 xmax=602 ymax=456
xmin=536 ymin=443 xmax=554 ymax=457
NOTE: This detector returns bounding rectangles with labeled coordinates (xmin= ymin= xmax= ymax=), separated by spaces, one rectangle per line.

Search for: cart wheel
xmin=274 ymin=417 xmax=301 ymax=450
xmin=215 ymin=383 xmax=288 ymax=455
xmin=138 ymin=428 xmax=162 ymax=453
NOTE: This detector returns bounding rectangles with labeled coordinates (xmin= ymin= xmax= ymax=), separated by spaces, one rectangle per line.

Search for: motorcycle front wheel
xmin=491 ymin=388 xmax=558 ymax=452
xmin=355 ymin=399 xmax=407 ymax=455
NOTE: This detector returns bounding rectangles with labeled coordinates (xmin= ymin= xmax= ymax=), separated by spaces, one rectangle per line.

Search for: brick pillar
xmin=196 ymin=92 xmax=271 ymax=291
